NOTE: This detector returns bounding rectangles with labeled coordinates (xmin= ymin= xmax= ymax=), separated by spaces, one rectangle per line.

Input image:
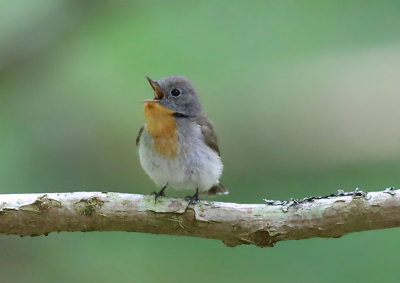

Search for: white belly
xmin=138 ymin=127 xmax=223 ymax=192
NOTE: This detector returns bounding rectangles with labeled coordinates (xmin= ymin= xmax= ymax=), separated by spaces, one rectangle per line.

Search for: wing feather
xmin=136 ymin=126 xmax=144 ymax=146
xmin=197 ymin=116 xmax=220 ymax=156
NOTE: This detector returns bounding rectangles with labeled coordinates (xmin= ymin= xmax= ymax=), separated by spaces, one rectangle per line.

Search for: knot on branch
xmin=74 ymin=197 xmax=104 ymax=216
xmin=20 ymin=195 xmax=61 ymax=212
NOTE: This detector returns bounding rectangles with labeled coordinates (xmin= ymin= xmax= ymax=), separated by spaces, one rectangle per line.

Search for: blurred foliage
xmin=1 ymin=0 xmax=400 ymax=282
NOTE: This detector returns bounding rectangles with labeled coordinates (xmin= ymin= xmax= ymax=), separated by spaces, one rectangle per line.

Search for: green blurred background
xmin=1 ymin=0 xmax=400 ymax=282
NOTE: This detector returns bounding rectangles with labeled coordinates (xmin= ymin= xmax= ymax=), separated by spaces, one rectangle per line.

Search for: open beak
xmin=145 ymin=76 xmax=165 ymax=101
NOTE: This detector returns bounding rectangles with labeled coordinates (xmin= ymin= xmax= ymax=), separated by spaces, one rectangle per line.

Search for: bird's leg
xmin=151 ymin=184 xmax=167 ymax=203
xmin=185 ymin=188 xmax=200 ymax=206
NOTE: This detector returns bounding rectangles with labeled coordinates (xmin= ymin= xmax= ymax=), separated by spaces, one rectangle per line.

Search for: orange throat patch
xmin=143 ymin=102 xmax=178 ymax=158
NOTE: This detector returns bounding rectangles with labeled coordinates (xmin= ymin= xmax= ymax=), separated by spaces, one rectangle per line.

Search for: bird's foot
xmin=185 ymin=188 xmax=200 ymax=206
xmin=151 ymin=185 xmax=167 ymax=204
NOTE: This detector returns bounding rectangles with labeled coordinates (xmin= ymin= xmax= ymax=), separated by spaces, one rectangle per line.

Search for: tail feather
xmin=207 ymin=183 xmax=229 ymax=196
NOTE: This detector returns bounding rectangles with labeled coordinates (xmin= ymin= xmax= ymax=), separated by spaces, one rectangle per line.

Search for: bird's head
xmin=144 ymin=76 xmax=203 ymax=117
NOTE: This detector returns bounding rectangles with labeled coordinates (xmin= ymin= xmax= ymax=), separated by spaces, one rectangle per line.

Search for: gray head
xmin=145 ymin=76 xmax=203 ymax=117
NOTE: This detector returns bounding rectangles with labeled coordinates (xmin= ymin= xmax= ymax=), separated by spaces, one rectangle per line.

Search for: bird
xmin=137 ymin=75 xmax=228 ymax=204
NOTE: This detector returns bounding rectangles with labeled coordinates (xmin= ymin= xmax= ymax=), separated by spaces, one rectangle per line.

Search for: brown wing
xmin=136 ymin=126 xmax=144 ymax=146
xmin=197 ymin=115 xmax=220 ymax=156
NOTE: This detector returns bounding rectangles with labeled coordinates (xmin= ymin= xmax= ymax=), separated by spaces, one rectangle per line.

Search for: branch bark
xmin=0 ymin=189 xmax=399 ymax=247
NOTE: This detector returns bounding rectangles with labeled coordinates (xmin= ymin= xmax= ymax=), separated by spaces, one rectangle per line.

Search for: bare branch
xmin=0 ymin=189 xmax=399 ymax=247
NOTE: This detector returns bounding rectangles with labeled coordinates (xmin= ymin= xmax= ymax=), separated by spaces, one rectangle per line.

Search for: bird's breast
xmin=143 ymin=103 xmax=178 ymax=158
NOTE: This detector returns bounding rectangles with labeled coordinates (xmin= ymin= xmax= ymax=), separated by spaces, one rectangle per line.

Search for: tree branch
xmin=0 ymin=189 xmax=399 ymax=247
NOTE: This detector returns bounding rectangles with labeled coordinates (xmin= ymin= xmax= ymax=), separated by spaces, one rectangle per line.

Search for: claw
xmin=151 ymin=185 xmax=167 ymax=204
xmin=185 ymin=188 xmax=200 ymax=206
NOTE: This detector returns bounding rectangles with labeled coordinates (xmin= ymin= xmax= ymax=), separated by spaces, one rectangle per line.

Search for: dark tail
xmin=207 ymin=183 xmax=229 ymax=196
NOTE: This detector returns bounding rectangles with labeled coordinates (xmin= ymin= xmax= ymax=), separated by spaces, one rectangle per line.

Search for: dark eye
xmin=171 ymin=88 xmax=181 ymax=97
